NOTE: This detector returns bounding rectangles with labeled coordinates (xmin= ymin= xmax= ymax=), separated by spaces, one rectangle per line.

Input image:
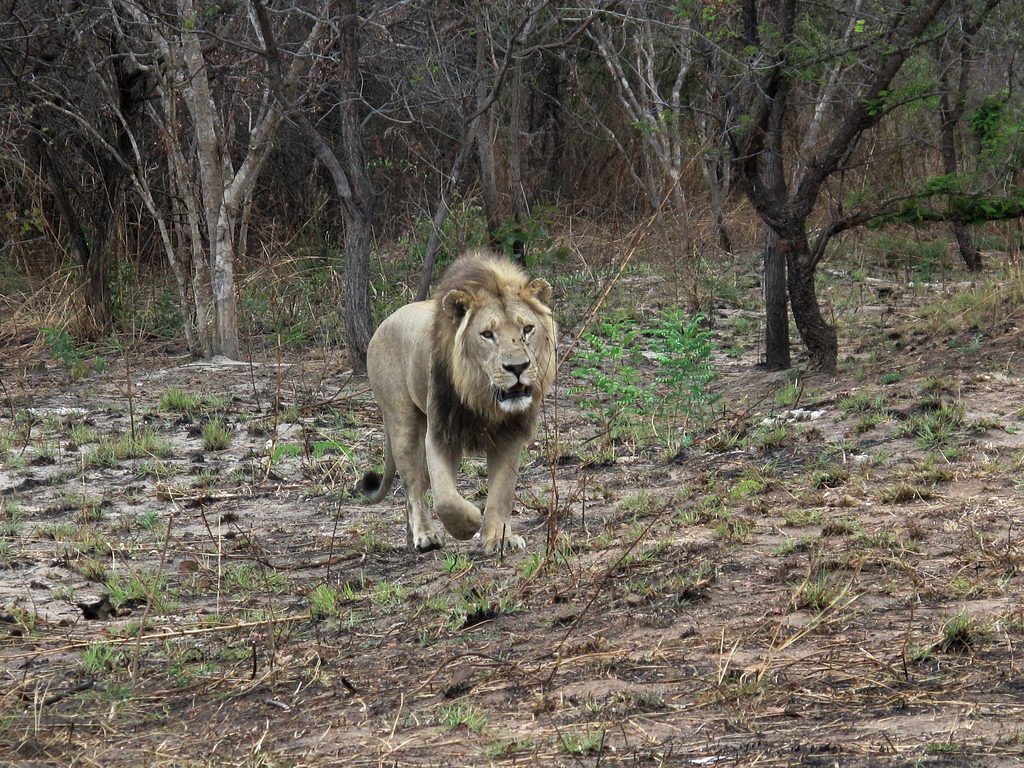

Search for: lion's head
xmin=432 ymin=250 xmax=556 ymax=431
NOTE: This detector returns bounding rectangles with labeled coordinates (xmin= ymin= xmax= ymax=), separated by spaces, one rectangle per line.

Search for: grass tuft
xmin=201 ymin=418 xmax=233 ymax=452
xmin=935 ymin=609 xmax=975 ymax=653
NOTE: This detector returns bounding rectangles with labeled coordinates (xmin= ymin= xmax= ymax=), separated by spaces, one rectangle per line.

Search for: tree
xmin=586 ymin=6 xmax=700 ymax=248
xmin=863 ymin=2 xmax=1022 ymax=256
xmin=114 ymin=0 xmax=328 ymax=359
xmin=0 ymin=2 xmax=150 ymax=335
xmin=935 ymin=4 xmax=985 ymax=271
xmin=414 ymin=1 xmax=599 ymax=295
xmin=695 ymin=0 xmax=988 ymax=372
xmin=256 ymin=0 xmax=376 ymax=371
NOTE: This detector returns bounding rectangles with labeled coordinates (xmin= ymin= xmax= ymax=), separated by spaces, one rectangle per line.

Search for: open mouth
xmin=497 ymin=383 xmax=533 ymax=403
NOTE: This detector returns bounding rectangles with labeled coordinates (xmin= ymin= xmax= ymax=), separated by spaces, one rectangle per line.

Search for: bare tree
xmin=114 ymin=0 xmax=328 ymax=359
xmin=0 ymin=2 xmax=152 ymax=335
xmin=933 ymin=2 xmax=993 ymax=272
xmin=587 ymin=9 xmax=694 ymax=231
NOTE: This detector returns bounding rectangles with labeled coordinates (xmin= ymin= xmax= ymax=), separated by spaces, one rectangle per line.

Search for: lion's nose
xmin=503 ymin=361 xmax=528 ymax=379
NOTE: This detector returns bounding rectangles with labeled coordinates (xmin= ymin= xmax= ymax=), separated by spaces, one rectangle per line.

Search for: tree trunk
xmin=700 ymin=145 xmax=732 ymax=254
xmin=761 ymin=74 xmax=790 ymax=370
xmin=475 ymin=25 xmax=503 ymax=247
xmin=416 ymin=124 xmax=474 ymax=301
xmin=537 ymin=53 xmax=563 ymax=194
xmin=168 ymin=132 xmax=213 ymax=357
xmin=786 ymin=239 xmax=837 ymax=373
xmin=477 ymin=110 xmax=502 ymax=245
xmin=37 ymin=142 xmax=123 ymax=336
xmin=952 ymin=221 xmax=982 ymax=272
xmin=213 ymin=209 xmax=240 ymax=358
xmin=82 ymin=227 xmax=115 ymax=334
xmin=764 ymin=228 xmax=790 ymax=370
xmin=337 ymin=0 xmax=376 ymax=371
xmin=938 ymin=50 xmax=982 ymax=272
xmin=344 ymin=209 xmax=375 ymax=371
xmin=506 ymin=64 xmax=529 ymax=263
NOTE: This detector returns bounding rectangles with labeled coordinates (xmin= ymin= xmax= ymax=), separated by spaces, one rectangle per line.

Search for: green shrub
xmin=571 ymin=310 xmax=718 ymax=447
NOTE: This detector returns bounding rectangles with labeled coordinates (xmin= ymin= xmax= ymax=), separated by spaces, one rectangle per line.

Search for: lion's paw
xmin=411 ymin=528 xmax=445 ymax=553
xmin=481 ymin=530 xmax=526 ymax=555
xmin=436 ymin=500 xmax=482 ymax=540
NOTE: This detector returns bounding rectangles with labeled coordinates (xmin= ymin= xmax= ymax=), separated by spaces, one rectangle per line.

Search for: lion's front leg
xmin=425 ymin=432 xmax=482 ymax=540
xmin=406 ymin=496 xmax=444 ymax=552
xmin=481 ymin=442 xmax=527 ymax=554
xmin=388 ymin=416 xmax=444 ymax=553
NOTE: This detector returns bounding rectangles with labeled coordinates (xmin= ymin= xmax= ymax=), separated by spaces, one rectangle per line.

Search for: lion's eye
xmin=481 ymin=330 xmax=494 ymax=340
xmin=523 ymin=325 xmax=534 ymax=337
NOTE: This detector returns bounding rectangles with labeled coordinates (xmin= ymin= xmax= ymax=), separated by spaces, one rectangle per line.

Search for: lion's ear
xmin=441 ymin=289 xmax=474 ymax=320
xmin=524 ymin=278 xmax=552 ymax=307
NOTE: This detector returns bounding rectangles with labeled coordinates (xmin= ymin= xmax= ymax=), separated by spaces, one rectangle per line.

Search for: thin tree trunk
xmin=475 ymin=23 xmax=503 ymax=247
xmin=764 ymin=228 xmax=790 ymax=370
xmin=179 ymin=2 xmax=223 ymax=267
xmin=344 ymin=211 xmax=375 ymax=370
xmin=213 ymin=209 xmax=240 ymax=358
xmin=506 ymin=63 xmax=529 ymax=263
xmin=762 ymin=70 xmax=790 ymax=370
xmin=251 ymin=0 xmax=364 ymax=363
xmin=38 ymin=143 xmax=121 ymax=336
xmin=168 ymin=132 xmax=213 ymax=357
xmin=699 ymin=141 xmax=731 ymax=253
xmin=337 ymin=0 xmax=376 ymax=371
xmin=538 ymin=53 xmax=563 ymax=194
xmin=938 ymin=44 xmax=982 ymax=271
xmin=951 ymin=221 xmax=981 ymax=271
xmin=82 ymin=218 xmax=116 ymax=334
xmin=238 ymin=191 xmax=253 ymax=266
xmin=416 ymin=122 xmax=474 ymax=301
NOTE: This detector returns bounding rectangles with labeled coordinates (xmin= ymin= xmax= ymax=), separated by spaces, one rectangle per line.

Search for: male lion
xmin=360 ymin=250 xmax=556 ymax=554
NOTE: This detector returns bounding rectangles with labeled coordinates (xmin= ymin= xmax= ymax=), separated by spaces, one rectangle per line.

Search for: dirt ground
xmin=2 ymin=263 xmax=1024 ymax=767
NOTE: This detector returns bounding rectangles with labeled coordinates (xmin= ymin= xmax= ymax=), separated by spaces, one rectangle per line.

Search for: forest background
xmin=1 ymin=0 xmax=1021 ymax=372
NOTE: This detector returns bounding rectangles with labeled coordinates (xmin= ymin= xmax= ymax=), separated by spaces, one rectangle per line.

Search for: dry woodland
xmin=2 ymin=232 xmax=1024 ymax=767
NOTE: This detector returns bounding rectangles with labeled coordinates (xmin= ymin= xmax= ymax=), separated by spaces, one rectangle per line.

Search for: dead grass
xmin=2 ymin=245 xmax=1024 ymax=766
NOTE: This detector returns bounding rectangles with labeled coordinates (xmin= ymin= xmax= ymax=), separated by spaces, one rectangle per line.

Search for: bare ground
xmin=2 ymin=269 xmax=1024 ymax=767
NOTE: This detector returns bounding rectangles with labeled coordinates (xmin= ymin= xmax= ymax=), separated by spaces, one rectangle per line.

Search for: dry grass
xmin=2 ymin=239 xmax=1024 ymax=766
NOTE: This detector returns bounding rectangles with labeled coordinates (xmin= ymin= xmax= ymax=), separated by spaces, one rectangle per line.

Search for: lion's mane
xmin=429 ymin=251 xmax=556 ymax=453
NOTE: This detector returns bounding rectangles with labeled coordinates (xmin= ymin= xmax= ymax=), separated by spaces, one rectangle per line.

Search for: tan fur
xmin=362 ymin=249 xmax=556 ymax=554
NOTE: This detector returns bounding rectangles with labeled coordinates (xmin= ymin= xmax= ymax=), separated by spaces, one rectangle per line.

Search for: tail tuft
xmin=358 ymin=471 xmax=383 ymax=497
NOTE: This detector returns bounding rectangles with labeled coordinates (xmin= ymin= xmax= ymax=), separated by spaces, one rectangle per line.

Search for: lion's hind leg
xmin=392 ymin=417 xmax=444 ymax=552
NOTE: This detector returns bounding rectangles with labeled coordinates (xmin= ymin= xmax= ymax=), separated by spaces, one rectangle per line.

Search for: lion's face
xmin=461 ymin=294 xmax=549 ymax=414
xmin=440 ymin=274 xmax=556 ymax=421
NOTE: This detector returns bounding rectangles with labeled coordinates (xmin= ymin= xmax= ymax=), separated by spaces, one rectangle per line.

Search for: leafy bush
xmin=491 ymin=204 xmax=570 ymax=269
xmin=41 ymin=326 xmax=106 ymax=379
xmin=397 ymin=199 xmax=489 ymax=278
xmin=571 ymin=310 xmax=718 ymax=447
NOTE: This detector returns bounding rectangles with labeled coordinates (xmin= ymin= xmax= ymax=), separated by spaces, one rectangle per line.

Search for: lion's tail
xmin=359 ymin=429 xmax=396 ymax=503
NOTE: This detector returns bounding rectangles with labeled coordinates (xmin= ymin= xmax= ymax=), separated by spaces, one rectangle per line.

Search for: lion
xmin=360 ymin=249 xmax=556 ymax=554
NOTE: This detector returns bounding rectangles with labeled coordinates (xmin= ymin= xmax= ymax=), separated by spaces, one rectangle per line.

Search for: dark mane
xmin=429 ymin=358 xmax=535 ymax=452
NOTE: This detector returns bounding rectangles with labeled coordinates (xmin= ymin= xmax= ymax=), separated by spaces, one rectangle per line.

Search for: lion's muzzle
xmin=496 ymin=382 xmax=534 ymax=413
